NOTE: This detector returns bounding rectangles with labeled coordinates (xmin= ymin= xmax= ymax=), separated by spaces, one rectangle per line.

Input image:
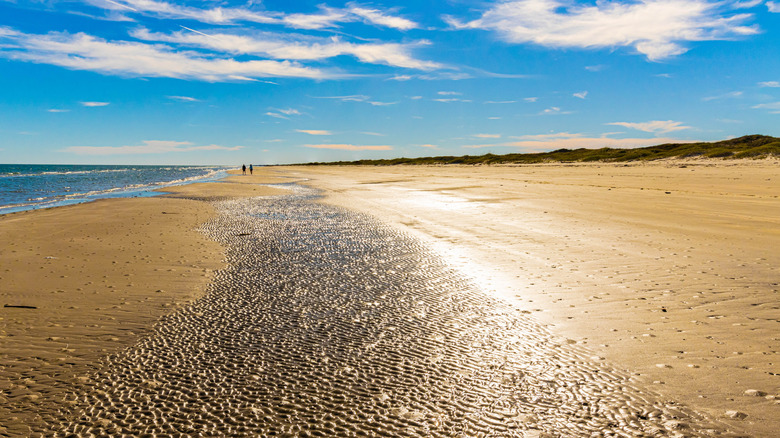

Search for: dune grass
xmin=302 ymin=135 xmax=780 ymax=166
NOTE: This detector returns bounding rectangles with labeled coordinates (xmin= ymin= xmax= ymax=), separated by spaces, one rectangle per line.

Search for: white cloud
xmin=573 ymin=91 xmax=588 ymax=99
xmin=47 ymin=108 xmax=70 ymax=112
xmin=0 ymin=28 xmax=328 ymax=81
xmin=758 ymin=81 xmax=780 ymax=87
xmin=540 ymin=106 xmax=572 ymax=115
xmin=296 ymin=129 xmax=332 ymax=135
xmin=606 ymin=120 xmax=691 ymax=133
xmin=434 ymin=98 xmax=471 ymax=103
xmin=89 ymin=0 xmax=279 ymax=25
xmin=64 ymin=140 xmax=243 ymax=155
xmin=303 ymin=144 xmax=392 ymax=151
xmin=80 ymin=101 xmax=110 ymax=107
xmin=752 ymin=101 xmax=780 ymax=111
xmin=167 ymin=95 xmax=200 ymax=102
xmin=736 ymin=0 xmax=765 ymax=7
xmin=92 ymin=0 xmax=419 ymax=31
xmin=389 ymin=75 xmax=413 ymax=81
xmin=474 ymin=133 xmax=501 ymax=138
xmin=347 ymin=5 xmax=418 ymax=30
xmin=768 ymin=2 xmax=780 ymax=12
xmin=312 ymin=95 xmax=396 ymax=106
xmin=511 ymin=132 xmax=584 ymax=141
xmin=313 ymin=94 xmax=370 ymax=102
xmin=446 ymin=0 xmax=759 ymax=61
xmin=524 ymin=97 xmax=538 ymax=102
xmin=368 ymin=100 xmax=398 ymax=106
xmin=419 ymin=144 xmax=438 ymax=149
xmin=484 ymin=100 xmax=517 ymax=104
xmin=438 ymin=91 xmax=462 ymax=95
xmin=702 ymin=91 xmax=743 ymax=101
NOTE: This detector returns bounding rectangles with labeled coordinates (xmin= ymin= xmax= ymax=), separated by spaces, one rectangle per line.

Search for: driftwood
xmin=4 ymin=304 xmax=37 ymax=309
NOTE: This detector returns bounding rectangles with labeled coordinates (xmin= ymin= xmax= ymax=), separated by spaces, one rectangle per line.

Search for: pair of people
xmin=241 ymin=164 xmax=253 ymax=175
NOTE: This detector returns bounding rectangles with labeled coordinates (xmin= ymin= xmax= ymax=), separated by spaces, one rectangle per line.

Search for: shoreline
xmin=1 ymin=161 xmax=777 ymax=435
xmin=0 ymin=170 xmax=288 ymax=435
xmin=279 ymin=159 xmax=780 ymax=436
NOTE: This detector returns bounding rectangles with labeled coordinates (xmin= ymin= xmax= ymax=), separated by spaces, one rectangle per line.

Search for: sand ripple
xmin=49 ymin=184 xmax=734 ymax=436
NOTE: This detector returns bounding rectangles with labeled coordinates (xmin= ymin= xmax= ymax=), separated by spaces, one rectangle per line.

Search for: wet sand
xmin=280 ymin=159 xmax=780 ymax=436
xmin=0 ymin=171 xmax=286 ymax=435
xmin=1 ymin=163 xmax=775 ymax=436
xmin=43 ymin=184 xmax=734 ymax=436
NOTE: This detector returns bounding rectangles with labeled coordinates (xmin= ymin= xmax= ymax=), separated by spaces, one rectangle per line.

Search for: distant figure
xmin=242 ymin=164 xmax=246 ymax=175
xmin=249 ymin=164 xmax=253 ymax=175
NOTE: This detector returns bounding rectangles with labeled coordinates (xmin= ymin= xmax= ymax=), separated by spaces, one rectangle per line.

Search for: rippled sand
xmin=40 ymin=184 xmax=739 ymax=436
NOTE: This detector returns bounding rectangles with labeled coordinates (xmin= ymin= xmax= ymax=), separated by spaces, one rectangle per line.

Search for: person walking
xmin=242 ymin=164 xmax=246 ymax=175
xmin=249 ymin=164 xmax=253 ymax=175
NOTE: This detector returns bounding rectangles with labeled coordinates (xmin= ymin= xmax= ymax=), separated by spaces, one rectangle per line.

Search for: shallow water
xmin=50 ymin=184 xmax=733 ymax=437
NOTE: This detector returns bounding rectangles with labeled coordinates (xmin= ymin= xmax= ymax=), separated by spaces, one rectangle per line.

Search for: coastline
xmin=0 ymin=170 xmax=288 ymax=435
xmin=1 ymin=161 xmax=777 ymax=435
xmin=279 ymin=158 xmax=780 ymax=436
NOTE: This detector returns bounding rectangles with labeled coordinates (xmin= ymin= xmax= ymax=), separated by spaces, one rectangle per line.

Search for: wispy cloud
xmin=768 ymin=1 xmax=780 ymax=12
xmin=758 ymin=81 xmax=780 ymax=87
xmin=303 ymin=144 xmax=392 ymax=151
xmin=703 ymin=90 xmax=743 ymax=101
xmin=438 ymin=91 xmax=462 ymax=96
xmin=540 ymin=106 xmax=572 ymax=115
xmin=312 ymin=94 xmax=396 ymax=106
xmin=347 ymin=4 xmax=418 ymax=30
xmin=573 ymin=91 xmax=588 ymax=99
xmin=313 ymin=94 xmax=370 ymax=102
xmin=524 ymin=97 xmax=538 ymax=102
xmin=606 ymin=120 xmax=691 ymax=133
xmin=446 ymin=0 xmax=759 ymax=61
xmin=474 ymin=133 xmax=501 ymax=138
xmin=89 ymin=0 xmax=279 ymax=25
xmin=266 ymin=108 xmax=302 ymax=119
xmin=0 ymin=27 xmax=328 ymax=81
xmin=167 ymin=95 xmax=200 ymax=102
xmin=80 ymin=101 xmax=110 ymax=107
xmin=47 ymin=108 xmax=70 ymax=113
xmin=63 ymin=140 xmax=243 ymax=155
xmin=90 ymin=0 xmax=419 ymax=31
xmin=484 ymin=100 xmax=516 ymax=104
xmin=419 ymin=144 xmax=438 ymax=149
xmin=752 ymin=102 xmax=780 ymax=112
xmin=296 ymin=129 xmax=332 ymax=135
xmin=132 ymin=28 xmax=440 ymax=70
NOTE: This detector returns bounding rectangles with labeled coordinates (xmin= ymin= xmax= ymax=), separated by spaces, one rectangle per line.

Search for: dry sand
xmin=279 ymin=159 xmax=780 ymax=436
xmin=0 ymin=170 xmax=286 ymax=435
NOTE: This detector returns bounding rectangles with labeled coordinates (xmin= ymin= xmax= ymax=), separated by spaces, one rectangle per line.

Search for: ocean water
xmin=0 ymin=164 xmax=231 ymax=215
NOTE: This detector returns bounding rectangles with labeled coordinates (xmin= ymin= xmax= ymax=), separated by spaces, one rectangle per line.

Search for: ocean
xmin=0 ymin=164 xmax=231 ymax=215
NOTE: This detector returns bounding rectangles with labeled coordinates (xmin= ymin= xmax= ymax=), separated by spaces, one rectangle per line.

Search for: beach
xmin=0 ymin=172 xmax=287 ymax=435
xmin=285 ymin=159 xmax=780 ymax=435
xmin=1 ymin=161 xmax=777 ymax=436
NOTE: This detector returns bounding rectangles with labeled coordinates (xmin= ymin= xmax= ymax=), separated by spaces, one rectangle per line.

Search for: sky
xmin=1 ymin=0 xmax=779 ymax=165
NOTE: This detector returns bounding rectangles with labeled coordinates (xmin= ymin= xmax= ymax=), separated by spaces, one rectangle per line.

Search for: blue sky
xmin=1 ymin=0 xmax=779 ymax=165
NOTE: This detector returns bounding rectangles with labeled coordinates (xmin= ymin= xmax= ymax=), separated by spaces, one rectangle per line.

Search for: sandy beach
xmin=0 ymin=172 xmax=287 ymax=435
xmin=282 ymin=159 xmax=780 ymax=435
xmin=1 ymin=161 xmax=777 ymax=436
